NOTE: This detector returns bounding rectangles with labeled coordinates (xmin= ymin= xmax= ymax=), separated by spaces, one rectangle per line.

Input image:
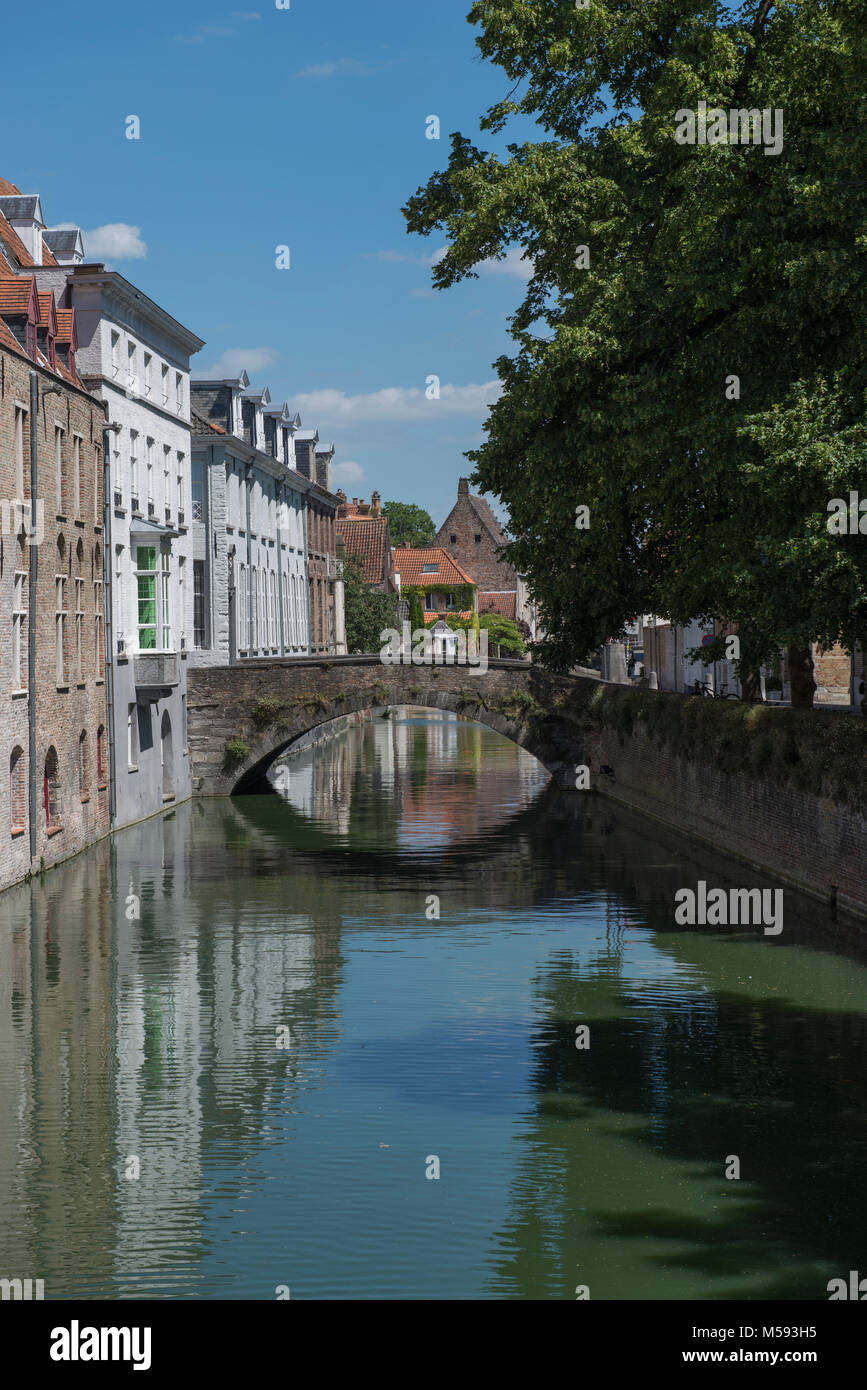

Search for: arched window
xmin=78 ymin=731 xmax=89 ymax=798
xmin=96 ymin=726 xmax=106 ymax=786
xmin=55 ymin=537 xmax=67 ymax=684
xmin=160 ymin=710 xmax=173 ymax=799
xmin=10 ymin=747 xmax=25 ymax=834
xmin=75 ymin=540 xmax=85 ymax=683
xmin=44 ymin=746 xmax=62 ymax=831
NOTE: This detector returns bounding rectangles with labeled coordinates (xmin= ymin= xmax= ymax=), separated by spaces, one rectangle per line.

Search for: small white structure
xmin=429 ymin=619 xmax=458 ymax=661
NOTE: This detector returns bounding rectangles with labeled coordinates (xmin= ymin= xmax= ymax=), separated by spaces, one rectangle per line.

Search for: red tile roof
xmin=479 ymin=591 xmax=517 ymax=620
xmin=0 ymin=278 xmax=36 ymax=315
xmin=0 ymin=178 xmax=21 ymax=196
xmin=393 ymin=547 xmax=475 ymax=588
xmin=422 ymin=610 xmax=474 ymax=624
xmin=337 ymin=516 xmax=391 ymax=583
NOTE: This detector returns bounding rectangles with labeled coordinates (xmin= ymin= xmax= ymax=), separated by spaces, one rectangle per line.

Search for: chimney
xmin=458 ymin=477 xmax=470 ymax=496
xmin=371 ymin=491 xmax=381 ymax=518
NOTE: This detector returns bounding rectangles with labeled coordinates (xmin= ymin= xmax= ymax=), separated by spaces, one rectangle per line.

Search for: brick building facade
xmin=294 ymin=430 xmax=345 ymax=654
xmin=0 ymin=301 xmax=109 ymax=894
xmin=435 ymin=477 xmax=532 ymax=628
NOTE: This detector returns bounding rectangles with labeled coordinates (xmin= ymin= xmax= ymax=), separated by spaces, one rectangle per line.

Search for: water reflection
xmin=0 ymin=710 xmax=865 ymax=1300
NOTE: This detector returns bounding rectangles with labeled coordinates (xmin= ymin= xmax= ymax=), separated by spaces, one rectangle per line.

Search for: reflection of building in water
xmin=271 ymin=708 xmax=548 ymax=851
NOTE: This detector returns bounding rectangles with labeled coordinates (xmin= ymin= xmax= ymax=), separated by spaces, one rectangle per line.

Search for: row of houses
xmin=335 ymin=477 xmax=537 ymax=633
xmin=0 ymin=174 xmax=347 ymax=894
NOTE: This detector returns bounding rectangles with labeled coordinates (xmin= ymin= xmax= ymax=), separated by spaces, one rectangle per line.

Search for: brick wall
xmin=436 ymin=478 xmax=518 ymax=594
xmin=0 ymin=345 xmax=110 ymax=894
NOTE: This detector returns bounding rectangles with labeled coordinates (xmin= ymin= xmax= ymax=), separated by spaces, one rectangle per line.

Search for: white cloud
xmin=376 ymin=246 xmax=446 ymax=267
xmin=294 ymin=58 xmax=376 ymax=79
xmin=193 ymin=347 xmax=281 ymax=379
xmin=82 ymin=224 xmax=147 ymax=260
xmin=231 ymin=10 xmax=261 ymax=18
xmin=290 ymin=381 xmax=502 ymax=424
xmin=332 ymin=461 xmax=365 ymax=485
xmin=476 ymin=246 xmax=534 ymax=279
xmin=175 ymin=24 xmax=234 ymax=42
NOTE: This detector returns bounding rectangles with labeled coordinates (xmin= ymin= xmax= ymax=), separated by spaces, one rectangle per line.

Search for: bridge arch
xmin=186 ymin=657 xmax=587 ymax=797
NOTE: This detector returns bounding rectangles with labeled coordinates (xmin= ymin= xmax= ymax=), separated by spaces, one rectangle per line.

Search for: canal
xmin=1 ymin=708 xmax=866 ymax=1300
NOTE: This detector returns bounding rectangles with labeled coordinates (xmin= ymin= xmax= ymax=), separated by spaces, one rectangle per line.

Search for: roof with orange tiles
xmin=55 ymin=308 xmax=76 ymax=345
xmin=37 ymin=290 xmax=57 ymax=332
xmin=337 ymin=516 xmax=392 ymax=583
xmin=392 ymin=547 xmax=476 ymax=588
xmin=0 ymin=178 xmax=21 ymax=196
xmin=479 ymin=591 xmax=517 ymax=620
xmin=0 ymin=277 xmax=37 ymax=315
xmin=191 ymin=409 xmax=226 ymax=435
xmin=421 ymin=610 xmax=474 ymax=624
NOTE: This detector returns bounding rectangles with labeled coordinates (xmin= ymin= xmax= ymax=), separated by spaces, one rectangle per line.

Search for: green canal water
xmin=1 ymin=709 xmax=866 ymax=1300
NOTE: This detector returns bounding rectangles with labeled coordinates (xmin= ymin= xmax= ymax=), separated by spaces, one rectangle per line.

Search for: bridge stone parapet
xmin=186 ymin=656 xmax=591 ymax=797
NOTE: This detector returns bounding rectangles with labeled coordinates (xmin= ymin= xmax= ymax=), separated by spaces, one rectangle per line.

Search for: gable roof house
xmin=335 ymin=490 xmax=397 ymax=592
xmin=435 ymin=476 xmax=534 ymax=631
xmin=392 ymin=546 xmax=476 ymax=622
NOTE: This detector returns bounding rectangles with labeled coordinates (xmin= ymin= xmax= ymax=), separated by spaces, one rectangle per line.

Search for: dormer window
xmin=26 ymin=320 xmax=36 ymax=359
xmin=48 ymin=333 xmax=56 ymax=369
xmin=422 ymin=563 xmax=438 ymax=574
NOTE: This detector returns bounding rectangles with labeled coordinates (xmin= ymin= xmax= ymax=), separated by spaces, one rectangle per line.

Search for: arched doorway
xmin=160 ymin=711 xmax=173 ymax=800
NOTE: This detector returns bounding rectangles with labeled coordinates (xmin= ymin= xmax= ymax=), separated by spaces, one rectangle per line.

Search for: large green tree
xmin=342 ymin=556 xmax=399 ymax=654
xmin=384 ymin=501 xmax=437 ymax=548
xmin=403 ymin=0 xmax=867 ymax=703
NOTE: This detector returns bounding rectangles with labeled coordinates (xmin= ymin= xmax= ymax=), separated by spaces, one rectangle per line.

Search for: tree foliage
xmin=384 ymin=500 xmax=437 ymax=548
xmin=403 ymin=0 xmax=867 ymax=681
xmin=342 ymin=555 xmax=399 ymax=654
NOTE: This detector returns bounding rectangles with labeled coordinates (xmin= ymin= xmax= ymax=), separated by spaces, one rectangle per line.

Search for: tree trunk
xmin=740 ymin=668 xmax=762 ymax=703
xmin=787 ymin=645 xmax=816 ymax=710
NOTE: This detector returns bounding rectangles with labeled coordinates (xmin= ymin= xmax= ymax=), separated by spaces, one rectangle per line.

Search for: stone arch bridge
xmin=186 ymin=656 xmax=594 ymax=796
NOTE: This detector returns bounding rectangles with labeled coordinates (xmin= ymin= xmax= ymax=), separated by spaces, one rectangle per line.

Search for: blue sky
xmin=3 ymin=0 xmax=537 ymax=527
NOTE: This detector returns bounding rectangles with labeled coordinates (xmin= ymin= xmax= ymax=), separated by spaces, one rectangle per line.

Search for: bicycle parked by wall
xmin=691 ymin=679 xmax=741 ymax=700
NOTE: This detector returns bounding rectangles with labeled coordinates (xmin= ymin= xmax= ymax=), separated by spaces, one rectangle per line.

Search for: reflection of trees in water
xmin=487 ymin=899 xmax=867 ymax=1300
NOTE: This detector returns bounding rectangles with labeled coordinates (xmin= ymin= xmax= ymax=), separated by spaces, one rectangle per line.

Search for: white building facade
xmin=188 ymin=374 xmax=311 ymax=664
xmin=63 ymin=266 xmax=204 ymax=829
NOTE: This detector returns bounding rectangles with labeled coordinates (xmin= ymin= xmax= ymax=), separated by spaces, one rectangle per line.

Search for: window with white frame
xmin=130 ymin=431 xmax=139 ymax=507
xmin=161 ymin=362 xmax=169 ymax=403
xmin=14 ymin=405 xmax=26 ymax=500
xmin=175 ymin=371 xmax=183 ymax=414
xmin=111 ymin=330 xmax=120 ymax=377
xmin=13 ymin=569 xmax=26 ymax=690
xmin=56 ymin=570 xmax=67 ymax=684
xmin=143 ymin=352 xmax=152 ymax=396
xmin=75 ymin=575 xmax=84 ymax=681
xmin=73 ymin=435 xmax=82 ymax=517
xmin=55 ymin=425 xmax=65 ymax=512
xmin=127 ymin=340 xmax=137 ymax=391
xmin=146 ymin=438 xmax=154 ymax=506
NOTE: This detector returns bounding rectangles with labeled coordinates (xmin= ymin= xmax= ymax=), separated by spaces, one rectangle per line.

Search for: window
xmin=75 ymin=575 xmax=84 ymax=681
xmin=178 ymin=555 xmax=186 ymax=644
xmin=55 ymin=425 xmax=65 ymax=511
xmin=425 ymin=591 xmax=435 ymax=610
xmin=26 ymin=319 xmax=36 ymax=360
xmin=10 ymin=748 xmax=26 ymax=834
xmin=176 ymin=454 xmax=185 ymax=519
xmin=449 ymin=534 xmax=457 ymax=544
xmin=44 ymin=747 xmax=62 ymax=831
xmin=143 ymin=352 xmax=152 ymax=396
xmin=251 ymin=569 xmax=259 ymax=649
xmin=160 ymin=549 xmax=171 ymax=649
xmin=191 ymin=458 xmax=204 ymax=522
xmin=94 ymin=572 xmax=104 ymax=679
xmin=13 ymin=569 xmax=27 ymax=690
xmin=146 ymin=438 xmax=154 ymax=507
xmin=127 ymin=340 xmax=137 ymax=391
xmin=96 ymin=726 xmax=106 ymax=785
xmin=73 ymin=435 xmax=82 ymax=516
xmin=445 ymin=592 xmax=456 ymax=611
xmin=78 ymin=731 xmax=89 ymax=798
xmin=14 ymin=406 xmax=26 ymax=499
xmin=136 ymin=545 xmax=158 ymax=649
xmin=193 ymin=559 xmax=206 ymax=648
xmin=422 ymin=563 xmax=438 ymax=574
xmin=129 ymin=431 xmax=139 ymax=508
xmin=161 ymin=362 xmax=169 ymax=403
xmin=163 ymin=446 xmax=172 ymax=517
xmin=474 ymin=533 xmax=482 ymax=543
xmin=270 ymin=571 xmax=277 ymax=647
xmin=238 ymin=565 xmax=248 ymax=650
xmin=94 ymin=444 xmax=101 ymax=525
xmin=110 ymin=330 xmax=120 ymax=377
xmin=55 ymin=542 xmax=67 ymax=684
xmin=175 ymin=372 xmax=183 ymax=414
xmin=127 ymin=703 xmax=138 ymax=767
